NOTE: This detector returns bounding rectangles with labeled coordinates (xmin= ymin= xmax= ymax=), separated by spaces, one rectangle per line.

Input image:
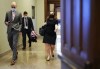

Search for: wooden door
xmin=60 ymin=0 xmax=100 ymax=69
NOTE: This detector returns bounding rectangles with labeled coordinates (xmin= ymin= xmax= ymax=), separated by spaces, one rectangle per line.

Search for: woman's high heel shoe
xmin=46 ymin=56 xmax=50 ymax=61
xmin=52 ymin=55 xmax=54 ymax=57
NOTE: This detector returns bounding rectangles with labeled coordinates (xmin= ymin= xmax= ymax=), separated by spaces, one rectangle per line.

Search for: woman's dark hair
xmin=49 ymin=14 xmax=54 ymax=18
xmin=23 ymin=11 xmax=28 ymax=15
xmin=46 ymin=14 xmax=55 ymax=22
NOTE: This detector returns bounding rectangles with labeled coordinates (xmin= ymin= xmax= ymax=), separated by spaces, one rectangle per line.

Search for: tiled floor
xmin=0 ymin=36 xmax=61 ymax=69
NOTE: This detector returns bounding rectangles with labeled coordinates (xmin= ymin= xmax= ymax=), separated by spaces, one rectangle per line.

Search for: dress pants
xmin=7 ymin=28 xmax=19 ymax=60
xmin=22 ymin=29 xmax=31 ymax=49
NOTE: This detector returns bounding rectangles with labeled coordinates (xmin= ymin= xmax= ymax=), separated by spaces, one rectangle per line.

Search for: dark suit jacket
xmin=21 ymin=17 xmax=34 ymax=32
xmin=5 ymin=10 xmax=22 ymax=33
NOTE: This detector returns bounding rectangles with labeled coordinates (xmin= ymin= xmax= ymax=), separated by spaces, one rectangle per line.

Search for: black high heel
xmin=52 ymin=55 xmax=54 ymax=57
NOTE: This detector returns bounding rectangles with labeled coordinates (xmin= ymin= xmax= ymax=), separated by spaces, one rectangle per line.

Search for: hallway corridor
xmin=0 ymin=36 xmax=61 ymax=69
xmin=0 ymin=0 xmax=100 ymax=68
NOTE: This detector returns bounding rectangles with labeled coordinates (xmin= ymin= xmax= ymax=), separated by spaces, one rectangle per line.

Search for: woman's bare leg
xmin=45 ymin=43 xmax=51 ymax=61
xmin=51 ymin=45 xmax=55 ymax=57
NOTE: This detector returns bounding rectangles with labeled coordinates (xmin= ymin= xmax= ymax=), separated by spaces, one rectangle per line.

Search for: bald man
xmin=5 ymin=2 xmax=22 ymax=65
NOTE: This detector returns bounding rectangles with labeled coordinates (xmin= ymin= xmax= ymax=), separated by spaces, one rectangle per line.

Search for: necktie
xmin=25 ymin=18 xmax=28 ymax=26
xmin=24 ymin=17 xmax=28 ymax=29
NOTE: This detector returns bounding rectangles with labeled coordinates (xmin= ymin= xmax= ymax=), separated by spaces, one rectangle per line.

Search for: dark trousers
xmin=7 ymin=28 xmax=19 ymax=60
xmin=22 ymin=29 xmax=31 ymax=48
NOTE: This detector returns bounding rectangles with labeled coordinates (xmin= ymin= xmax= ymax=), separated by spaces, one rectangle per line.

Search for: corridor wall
xmin=0 ymin=0 xmax=36 ymax=55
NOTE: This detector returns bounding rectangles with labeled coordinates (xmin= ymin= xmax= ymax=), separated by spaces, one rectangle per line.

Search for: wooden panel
xmin=44 ymin=0 xmax=48 ymax=21
xmin=82 ymin=0 xmax=91 ymax=52
xmin=71 ymin=0 xmax=80 ymax=54
xmin=61 ymin=0 xmax=66 ymax=46
xmin=44 ymin=0 xmax=60 ymax=20
xmin=89 ymin=0 xmax=100 ymax=68
xmin=48 ymin=0 xmax=60 ymax=3
xmin=65 ymin=0 xmax=71 ymax=49
xmin=79 ymin=0 xmax=83 ymax=52
xmin=48 ymin=0 xmax=60 ymax=1
xmin=61 ymin=0 xmax=100 ymax=69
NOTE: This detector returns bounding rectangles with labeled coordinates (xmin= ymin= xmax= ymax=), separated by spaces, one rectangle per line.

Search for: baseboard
xmin=58 ymin=54 xmax=83 ymax=69
xmin=0 ymin=50 xmax=11 ymax=57
xmin=0 ymin=44 xmax=22 ymax=57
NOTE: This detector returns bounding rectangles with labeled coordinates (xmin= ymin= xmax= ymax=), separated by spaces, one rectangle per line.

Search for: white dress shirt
xmin=12 ymin=10 xmax=16 ymax=21
xmin=24 ymin=17 xmax=28 ymax=29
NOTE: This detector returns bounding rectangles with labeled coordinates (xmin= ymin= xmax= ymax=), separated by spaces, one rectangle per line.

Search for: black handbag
xmin=39 ymin=27 xmax=45 ymax=36
xmin=39 ymin=24 xmax=47 ymax=36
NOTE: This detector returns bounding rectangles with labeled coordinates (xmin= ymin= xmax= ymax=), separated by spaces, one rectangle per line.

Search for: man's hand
xmin=31 ymin=31 xmax=37 ymax=36
xmin=5 ymin=21 xmax=10 ymax=26
xmin=5 ymin=22 xmax=9 ymax=26
xmin=54 ymin=24 xmax=58 ymax=32
xmin=54 ymin=29 xmax=58 ymax=32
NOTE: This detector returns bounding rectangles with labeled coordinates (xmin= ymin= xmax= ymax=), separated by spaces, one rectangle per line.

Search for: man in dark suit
xmin=4 ymin=2 xmax=22 ymax=65
xmin=21 ymin=11 xmax=34 ymax=50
